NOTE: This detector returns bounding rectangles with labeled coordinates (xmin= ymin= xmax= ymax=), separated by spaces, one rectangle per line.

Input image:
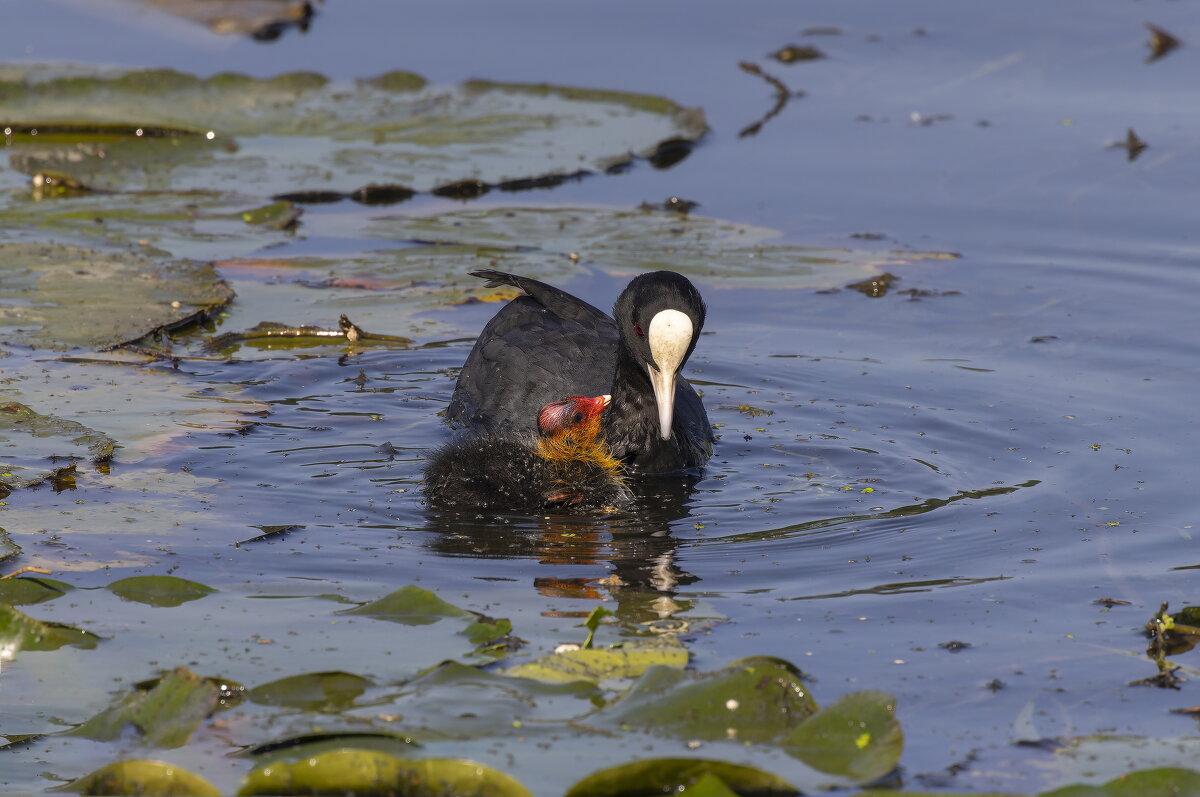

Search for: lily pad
xmin=0 ymin=65 xmax=706 ymax=195
xmin=564 ymin=758 xmax=798 ymax=797
xmin=59 ymin=759 xmax=220 ymax=796
xmin=0 ymin=575 xmax=74 ymax=606
xmin=0 ymin=401 xmax=114 ymax=490
xmin=341 ymin=585 xmax=472 ymax=626
xmin=366 ymin=206 xmax=961 ymax=290
xmin=68 ymin=665 xmax=222 ymax=747
xmin=0 ymin=601 xmax=99 ymax=652
xmin=504 ymin=637 xmax=688 ymax=684
xmin=0 ymin=243 xmax=233 ymax=350
xmin=247 ymin=671 xmax=373 ymax=711
xmin=0 ymin=529 xmax=19 ymax=564
xmin=594 ymin=656 xmax=818 ymax=743
xmin=106 ymin=575 xmax=216 ymax=607
xmin=782 ymin=690 xmax=902 ymax=782
xmin=238 ymin=751 xmax=534 ymax=797
xmin=243 ymin=731 xmax=422 ymax=763
xmin=1042 ymin=767 xmax=1200 ymax=796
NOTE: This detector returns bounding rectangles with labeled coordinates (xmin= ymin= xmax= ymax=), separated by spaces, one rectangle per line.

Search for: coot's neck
xmin=603 ymin=345 xmax=680 ymax=472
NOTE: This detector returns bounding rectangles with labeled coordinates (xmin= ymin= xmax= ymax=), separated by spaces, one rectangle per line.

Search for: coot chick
xmin=448 ymin=270 xmax=712 ymax=474
xmin=425 ymin=394 xmax=629 ymax=513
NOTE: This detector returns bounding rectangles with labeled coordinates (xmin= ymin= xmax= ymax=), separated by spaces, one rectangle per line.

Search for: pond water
xmin=2 ymin=1 xmax=1199 ymax=794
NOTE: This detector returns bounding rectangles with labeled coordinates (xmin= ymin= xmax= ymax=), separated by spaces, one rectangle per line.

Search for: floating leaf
xmin=106 ymin=575 xmax=216 ymax=607
xmin=0 ymin=401 xmax=115 ymax=490
xmin=782 ymin=690 xmax=902 ymax=782
xmin=463 ymin=616 xmax=513 ymax=647
xmin=1043 ymin=767 xmax=1200 ymax=796
xmin=68 ymin=666 xmax=221 ymax=748
xmin=243 ymin=731 xmax=421 ymax=763
xmin=238 ymin=751 xmax=534 ymax=797
xmin=504 ymin=637 xmax=688 ymax=684
xmin=0 ymin=602 xmax=99 ymax=653
xmin=594 ymin=656 xmax=818 ymax=743
xmin=677 ymin=773 xmax=742 ymax=797
xmin=0 ymin=243 xmax=233 ymax=350
xmin=366 ymin=206 xmax=960 ymax=290
xmin=247 ymin=671 xmax=373 ymax=711
xmin=60 ymin=759 xmax=220 ymax=796
xmin=0 ymin=530 xmax=20 ymax=565
xmin=565 ymin=758 xmax=798 ymax=797
xmin=0 ymin=576 xmax=73 ymax=606
xmin=341 ymin=585 xmax=472 ymax=625
xmin=0 ymin=66 xmax=706 ymax=195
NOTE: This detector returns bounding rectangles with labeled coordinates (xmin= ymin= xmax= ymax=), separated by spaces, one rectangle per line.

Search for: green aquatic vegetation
xmin=106 ymin=575 xmax=216 ymax=607
xmin=59 ymin=759 xmax=220 ymax=796
xmin=504 ymin=636 xmax=689 ymax=684
xmin=67 ymin=666 xmax=230 ymax=747
xmin=565 ymin=758 xmax=799 ymax=797
xmin=0 ymin=601 xmax=100 ymax=652
xmin=341 ymin=584 xmax=473 ymax=625
xmin=1043 ymin=767 xmax=1200 ymax=795
xmin=247 ymin=671 xmax=374 ymax=712
xmin=0 ymin=401 xmax=114 ymax=490
xmin=0 ymin=575 xmax=74 ymax=605
xmin=0 ymin=65 xmax=706 ymax=195
xmin=782 ymin=690 xmax=902 ymax=781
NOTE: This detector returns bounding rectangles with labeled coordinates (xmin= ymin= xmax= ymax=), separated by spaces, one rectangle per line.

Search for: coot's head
xmin=612 ymin=271 xmax=706 ymax=440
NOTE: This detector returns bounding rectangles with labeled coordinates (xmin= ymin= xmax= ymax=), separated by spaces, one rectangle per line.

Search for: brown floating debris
xmin=771 ymin=44 xmax=825 ymax=64
xmin=1145 ymin=22 xmax=1182 ymax=64
xmin=1095 ymin=597 xmax=1132 ymax=607
xmin=1 ymin=566 xmax=53 ymax=580
xmin=847 ymin=272 xmax=900 ymax=298
xmin=738 ymin=61 xmax=803 ymax=138
xmin=1119 ymin=128 xmax=1148 ymax=162
xmin=207 ymin=315 xmax=411 ymax=350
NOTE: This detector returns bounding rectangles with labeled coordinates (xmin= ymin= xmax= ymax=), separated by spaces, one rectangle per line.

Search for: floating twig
xmin=1 ymin=566 xmax=52 ymax=580
xmin=738 ymin=61 xmax=804 ymax=138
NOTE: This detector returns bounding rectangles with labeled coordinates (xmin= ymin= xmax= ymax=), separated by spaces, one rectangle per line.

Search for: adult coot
xmin=426 ymin=394 xmax=630 ymax=512
xmin=448 ymin=270 xmax=712 ymax=474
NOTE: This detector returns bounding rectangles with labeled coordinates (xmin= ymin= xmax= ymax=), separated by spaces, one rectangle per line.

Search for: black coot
xmin=425 ymin=394 xmax=630 ymax=512
xmin=448 ymin=270 xmax=712 ymax=474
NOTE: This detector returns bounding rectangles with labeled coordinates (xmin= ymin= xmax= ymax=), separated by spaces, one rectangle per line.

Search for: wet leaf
xmin=782 ymin=690 xmax=902 ymax=782
xmin=0 ymin=602 xmax=99 ymax=652
xmin=238 ymin=751 xmax=534 ymax=797
xmin=242 ymin=731 xmax=422 ymax=763
xmin=68 ymin=665 xmax=221 ymax=747
xmin=0 ymin=576 xmax=74 ymax=606
xmin=1043 ymin=767 xmax=1200 ymax=796
xmin=1050 ymin=735 xmax=1200 ymax=788
xmin=504 ymin=637 xmax=688 ymax=684
xmin=463 ymin=616 xmax=513 ymax=646
xmin=59 ymin=758 xmax=220 ymax=796
xmin=247 ymin=671 xmax=374 ymax=711
xmin=366 ymin=206 xmax=960 ymax=290
xmin=677 ymin=773 xmax=741 ymax=797
xmin=564 ymin=758 xmax=798 ymax=797
xmin=0 ymin=243 xmax=233 ymax=350
xmin=0 ymin=401 xmax=114 ymax=490
xmin=0 ymin=530 xmax=20 ymax=564
xmin=1 ymin=65 xmax=706 ymax=195
xmin=594 ymin=656 xmax=818 ymax=743
xmin=341 ymin=585 xmax=472 ymax=625
xmin=106 ymin=575 xmax=216 ymax=607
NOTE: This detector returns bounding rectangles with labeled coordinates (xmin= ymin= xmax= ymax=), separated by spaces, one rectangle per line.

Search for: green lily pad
xmin=106 ymin=575 xmax=216 ymax=607
xmin=782 ymin=690 xmax=902 ymax=782
xmin=0 ymin=529 xmax=19 ymax=564
xmin=59 ymin=759 xmax=220 ymax=796
xmin=564 ymin=758 xmax=798 ymax=797
xmin=0 ymin=242 xmax=233 ymax=350
xmin=341 ymin=585 xmax=472 ymax=625
xmin=677 ymin=773 xmax=742 ymax=797
xmin=238 ymin=751 xmax=534 ymax=797
xmin=463 ymin=616 xmax=513 ymax=647
xmin=0 ymin=575 xmax=74 ymax=606
xmin=247 ymin=671 xmax=374 ymax=711
xmin=0 ymin=65 xmax=706 ymax=195
xmin=0 ymin=601 xmax=100 ymax=652
xmin=0 ymin=401 xmax=114 ymax=490
xmin=1042 ymin=767 xmax=1200 ymax=796
xmin=366 ymin=206 xmax=960 ymax=290
xmin=504 ymin=637 xmax=688 ymax=684
xmin=0 ymin=192 xmax=303 ymax=261
xmin=1048 ymin=735 xmax=1200 ymax=789
xmin=243 ymin=731 xmax=422 ymax=763
xmin=594 ymin=656 xmax=818 ymax=743
xmin=68 ymin=665 xmax=221 ymax=747
xmin=386 ymin=660 xmax=602 ymax=740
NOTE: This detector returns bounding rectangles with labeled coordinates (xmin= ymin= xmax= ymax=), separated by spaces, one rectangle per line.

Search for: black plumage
xmin=448 ymin=270 xmax=712 ymax=474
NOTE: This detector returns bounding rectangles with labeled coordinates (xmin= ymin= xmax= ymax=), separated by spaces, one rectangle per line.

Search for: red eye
xmin=633 ymin=323 xmax=644 ymax=337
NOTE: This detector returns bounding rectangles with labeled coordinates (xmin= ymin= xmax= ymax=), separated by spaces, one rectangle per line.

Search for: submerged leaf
xmin=0 ymin=602 xmax=99 ymax=652
xmin=106 ymin=575 xmax=216 ymax=607
xmin=0 ymin=401 xmax=115 ymax=490
xmin=247 ymin=671 xmax=373 ymax=711
xmin=782 ymin=690 xmax=902 ymax=782
xmin=238 ymin=751 xmax=534 ymax=797
xmin=341 ymin=585 xmax=472 ymax=625
xmin=0 ymin=576 xmax=74 ymax=606
xmin=504 ymin=637 xmax=688 ymax=684
xmin=1043 ymin=767 xmax=1200 ymax=796
xmin=61 ymin=759 xmax=220 ymax=796
xmin=565 ymin=758 xmax=798 ymax=797
xmin=0 ymin=243 xmax=233 ymax=350
xmin=68 ymin=666 xmax=221 ymax=748
xmin=595 ymin=656 xmax=818 ymax=743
